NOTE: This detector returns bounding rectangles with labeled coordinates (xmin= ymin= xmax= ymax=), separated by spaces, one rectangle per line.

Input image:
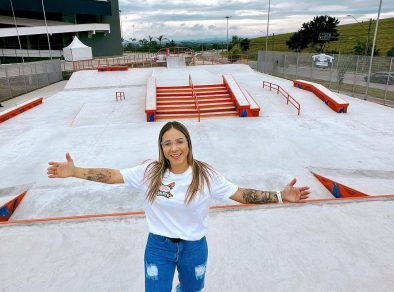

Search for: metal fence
xmin=0 ymin=48 xmax=63 ymax=58
xmin=0 ymin=59 xmax=62 ymax=101
xmin=254 ymin=51 xmax=393 ymax=106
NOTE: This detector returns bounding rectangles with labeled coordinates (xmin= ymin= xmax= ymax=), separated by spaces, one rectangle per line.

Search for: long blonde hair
xmin=144 ymin=121 xmax=214 ymax=204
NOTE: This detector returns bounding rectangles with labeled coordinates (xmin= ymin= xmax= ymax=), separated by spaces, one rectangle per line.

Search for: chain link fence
xmin=253 ymin=51 xmax=393 ymax=107
xmin=0 ymin=59 xmax=62 ymax=102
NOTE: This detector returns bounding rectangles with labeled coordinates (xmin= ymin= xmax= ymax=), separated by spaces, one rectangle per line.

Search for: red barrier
xmin=97 ymin=66 xmax=128 ymax=72
xmin=0 ymin=97 xmax=43 ymax=124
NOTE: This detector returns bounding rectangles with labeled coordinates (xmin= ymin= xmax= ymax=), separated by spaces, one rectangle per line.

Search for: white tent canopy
xmin=63 ymin=36 xmax=92 ymax=61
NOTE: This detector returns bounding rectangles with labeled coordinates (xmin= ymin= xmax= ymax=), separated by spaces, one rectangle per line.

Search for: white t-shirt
xmin=120 ymin=162 xmax=238 ymax=241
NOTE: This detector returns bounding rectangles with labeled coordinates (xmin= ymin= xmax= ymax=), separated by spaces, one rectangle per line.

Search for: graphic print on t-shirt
xmin=157 ymin=182 xmax=175 ymax=198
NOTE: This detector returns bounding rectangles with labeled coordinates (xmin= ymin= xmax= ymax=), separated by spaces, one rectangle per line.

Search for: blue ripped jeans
xmin=144 ymin=233 xmax=208 ymax=292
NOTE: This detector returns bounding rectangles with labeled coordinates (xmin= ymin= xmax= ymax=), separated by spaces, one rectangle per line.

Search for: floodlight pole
xmin=265 ymin=0 xmax=271 ymax=53
xmin=9 ymin=0 xmax=24 ymax=63
xmin=225 ymin=16 xmax=231 ymax=54
xmin=365 ymin=0 xmax=382 ymax=100
xmin=41 ymin=0 xmax=52 ymax=59
xmin=346 ymin=14 xmax=370 ymax=59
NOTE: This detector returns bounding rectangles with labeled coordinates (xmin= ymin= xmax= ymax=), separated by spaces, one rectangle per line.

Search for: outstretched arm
xmin=47 ymin=152 xmax=124 ymax=184
xmin=230 ymin=178 xmax=310 ymax=204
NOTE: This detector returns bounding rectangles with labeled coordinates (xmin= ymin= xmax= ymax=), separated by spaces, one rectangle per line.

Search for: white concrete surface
xmin=0 ymin=80 xmax=67 ymax=112
xmin=1 ymin=200 xmax=393 ymax=292
xmin=0 ymin=64 xmax=393 ymax=291
xmin=167 ymin=56 xmax=186 ymax=68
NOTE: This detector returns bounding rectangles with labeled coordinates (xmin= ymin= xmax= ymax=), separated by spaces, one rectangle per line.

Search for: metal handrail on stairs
xmin=263 ymin=81 xmax=301 ymax=115
xmin=189 ymin=74 xmax=201 ymax=122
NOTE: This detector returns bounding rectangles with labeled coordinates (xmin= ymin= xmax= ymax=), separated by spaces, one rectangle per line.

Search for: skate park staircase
xmin=293 ymin=80 xmax=349 ymax=113
xmin=145 ymin=74 xmax=260 ymax=121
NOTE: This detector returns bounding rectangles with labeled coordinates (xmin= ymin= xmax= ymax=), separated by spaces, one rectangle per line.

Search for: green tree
xmin=386 ymin=47 xmax=394 ymax=57
xmin=240 ymin=38 xmax=250 ymax=52
xmin=286 ymin=31 xmax=308 ymax=52
xmin=168 ymin=40 xmax=176 ymax=47
xmin=229 ymin=35 xmax=240 ymax=50
xmin=286 ymin=15 xmax=339 ymax=52
xmin=353 ymin=40 xmax=380 ymax=56
xmin=156 ymin=35 xmax=169 ymax=47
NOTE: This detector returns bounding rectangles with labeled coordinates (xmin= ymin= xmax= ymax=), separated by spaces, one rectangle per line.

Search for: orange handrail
xmin=189 ymin=74 xmax=200 ymax=122
xmin=263 ymin=81 xmax=301 ymax=115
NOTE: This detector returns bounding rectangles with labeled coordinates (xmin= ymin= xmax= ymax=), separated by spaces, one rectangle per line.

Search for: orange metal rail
xmin=189 ymin=74 xmax=201 ymax=122
xmin=263 ymin=81 xmax=301 ymax=115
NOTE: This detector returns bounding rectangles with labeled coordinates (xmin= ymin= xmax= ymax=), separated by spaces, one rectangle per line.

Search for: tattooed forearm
xmin=83 ymin=169 xmax=112 ymax=183
xmin=241 ymin=188 xmax=278 ymax=204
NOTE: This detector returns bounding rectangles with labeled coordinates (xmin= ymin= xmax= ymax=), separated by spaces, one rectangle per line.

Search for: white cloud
xmin=119 ymin=0 xmax=394 ymax=40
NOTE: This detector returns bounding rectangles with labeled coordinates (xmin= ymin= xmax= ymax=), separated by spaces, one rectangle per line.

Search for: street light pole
xmin=346 ymin=14 xmax=371 ymax=58
xmin=225 ymin=16 xmax=231 ymax=54
xmin=9 ymin=0 xmax=24 ymax=63
xmin=41 ymin=0 xmax=52 ymax=60
xmin=365 ymin=0 xmax=383 ymax=100
xmin=265 ymin=0 xmax=271 ymax=53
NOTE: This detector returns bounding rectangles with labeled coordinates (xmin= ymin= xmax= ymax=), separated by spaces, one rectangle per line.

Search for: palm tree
xmin=157 ymin=35 xmax=165 ymax=47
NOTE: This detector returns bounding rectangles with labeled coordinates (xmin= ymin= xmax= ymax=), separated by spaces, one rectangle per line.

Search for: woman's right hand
xmin=47 ymin=152 xmax=76 ymax=178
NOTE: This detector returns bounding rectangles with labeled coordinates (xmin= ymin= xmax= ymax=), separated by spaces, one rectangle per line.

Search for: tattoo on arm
xmin=241 ymin=188 xmax=278 ymax=204
xmin=83 ymin=169 xmax=112 ymax=183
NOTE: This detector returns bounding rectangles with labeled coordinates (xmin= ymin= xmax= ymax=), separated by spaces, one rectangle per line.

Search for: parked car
xmin=364 ymin=72 xmax=394 ymax=85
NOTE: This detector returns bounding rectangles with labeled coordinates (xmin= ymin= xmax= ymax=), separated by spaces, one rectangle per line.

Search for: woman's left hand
xmin=282 ymin=178 xmax=310 ymax=203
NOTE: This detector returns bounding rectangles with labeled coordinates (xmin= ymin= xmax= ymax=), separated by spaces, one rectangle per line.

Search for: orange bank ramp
xmin=0 ymin=183 xmax=33 ymax=221
xmin=310 ymin=167 xmax=394 ymax=198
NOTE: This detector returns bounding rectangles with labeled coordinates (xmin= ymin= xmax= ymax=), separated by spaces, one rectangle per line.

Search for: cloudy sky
xmin=119 ymin=0 xmax=394 ymax=41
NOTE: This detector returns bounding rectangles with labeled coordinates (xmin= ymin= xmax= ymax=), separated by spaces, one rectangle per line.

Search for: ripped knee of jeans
xmin=145 ymin=263 xmax=158 ymax=280
xmin=194 ymin=262 xmax=206 ymax=280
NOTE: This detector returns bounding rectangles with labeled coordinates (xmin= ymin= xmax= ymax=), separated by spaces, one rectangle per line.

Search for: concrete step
xmin=157 ymin=92 xmax=193 ymax=97
xmin=157 ymin=104 xmax=196 ymax=110
xmin=157 ymin=85 xmax=190 ymax=90
xmin=157 ymin=106 xmax=236 ymax=114
xmin=157 ymin=96 xmax=195 ymax=102
xmin=157 ymin=97 xmax=233 ymax=105
xmin=156 ymin=88 xmax=192 ymax=93
xmin=199 ymin=102 xmax=235 ymax=108
xmin=156 ymin=111 xmax=238 ymax=120
xmin=197 ymin=93 xmax=231 ymax=100
xmin=195 ymin=87 xmax=226 ymax=92
xmin=194 ymin=84 xmax=225 ymax=89
xmin=195 ymin=90 xmax=228 ymax=96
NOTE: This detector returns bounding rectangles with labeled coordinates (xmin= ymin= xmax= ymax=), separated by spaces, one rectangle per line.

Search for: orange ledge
xmin=0 ymin=97 xmax=43 ymax=124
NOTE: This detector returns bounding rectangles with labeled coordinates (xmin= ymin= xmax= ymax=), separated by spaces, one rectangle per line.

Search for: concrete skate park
xmin=1 ymin=64 xmax=393 ymax=291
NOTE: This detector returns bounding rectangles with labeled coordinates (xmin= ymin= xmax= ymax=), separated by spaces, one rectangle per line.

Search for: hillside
xmin=249 ymin=17 xmax=394 ymax=56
